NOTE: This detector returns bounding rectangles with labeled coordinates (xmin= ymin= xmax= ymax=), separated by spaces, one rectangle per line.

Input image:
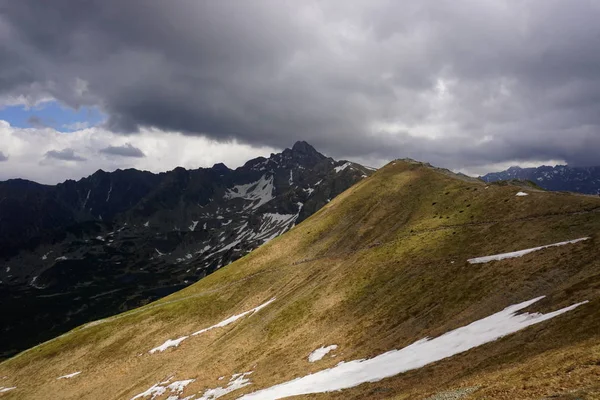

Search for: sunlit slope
xmin=2 ymin=160 xmax=600 ymax=400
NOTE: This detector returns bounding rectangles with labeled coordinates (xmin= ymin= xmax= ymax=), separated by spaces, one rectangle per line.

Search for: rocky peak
xmin=277 ymin=141 xmax=327 ymax=168
xmin=291 ymin=140 xmax=320 ymax=155
xmin=211 ymin=163 xmax=230 ymax=173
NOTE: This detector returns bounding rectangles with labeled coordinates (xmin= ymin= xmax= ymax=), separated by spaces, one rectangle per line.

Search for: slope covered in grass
xmin=2 ymin=160 xmax=600 ymax=400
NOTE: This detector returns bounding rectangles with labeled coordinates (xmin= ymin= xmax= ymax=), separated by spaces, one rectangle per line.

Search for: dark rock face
xmin=0 ymin=141 xmax=374 ymax=359
xmin=481 ymin=165 xmax=600 ymax=195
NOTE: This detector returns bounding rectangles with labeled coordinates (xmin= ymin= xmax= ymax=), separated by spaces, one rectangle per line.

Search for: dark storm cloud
xmin=99 ymin=143 xmax=145 ymax=158
xmin=2 ymin=0 xmax=600 ymax=168
xmin=45 ymin=148 xmax=86 ymax=162
xmin=0 ymin=151 xmax=8 ymax=162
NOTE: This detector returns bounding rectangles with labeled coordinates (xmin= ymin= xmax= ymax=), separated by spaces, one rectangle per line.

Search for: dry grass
xmin=1 ymin=160 xmax=600 ymax=400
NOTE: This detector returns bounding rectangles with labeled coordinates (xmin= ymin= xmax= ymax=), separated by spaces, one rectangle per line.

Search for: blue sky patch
xmin=0 ymin=101 xmax=106 ymax=131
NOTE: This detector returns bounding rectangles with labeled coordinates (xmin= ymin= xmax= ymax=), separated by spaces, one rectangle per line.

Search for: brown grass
xmin=1 ymin=160 xmax=600 ymax=400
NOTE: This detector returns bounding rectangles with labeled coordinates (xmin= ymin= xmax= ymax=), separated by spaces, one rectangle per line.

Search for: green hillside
xmin=2 ymin=160 xmax=600 ymax=400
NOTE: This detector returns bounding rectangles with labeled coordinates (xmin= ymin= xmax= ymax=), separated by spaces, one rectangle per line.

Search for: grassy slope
xmin=2 ymin=160 xmax=600 ymax=400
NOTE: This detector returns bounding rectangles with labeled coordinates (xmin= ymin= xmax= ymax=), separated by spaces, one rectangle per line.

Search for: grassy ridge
xmin=1 ymin=160 xmax=600 ymax=399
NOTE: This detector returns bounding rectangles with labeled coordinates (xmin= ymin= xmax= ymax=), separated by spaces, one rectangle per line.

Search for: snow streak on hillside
xmin=239 ymin=296 xmax=587 ymax=399
xmin=149 ymin=298 xmax=275 ymax=354
xmin=467 ymin=237 xmax=590 ymax=264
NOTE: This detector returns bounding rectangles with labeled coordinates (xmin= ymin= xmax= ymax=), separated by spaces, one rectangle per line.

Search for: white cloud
xmin=0 ymin=120 xmax=278 ymax=184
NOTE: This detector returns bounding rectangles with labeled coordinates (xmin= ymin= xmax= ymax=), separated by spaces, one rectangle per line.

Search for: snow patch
xmin=467 ymin=237 xmax=590 ymax=264
xmin=131 ymin=379 xmax=195 ymax=400
xmin=149 ymin=299 xmax=275 ymax=354
xmin=192 ymin=298 xmax=275 ymax=336
xmin=0 ymin=387 xmax=16 ymax=393
xmin=224 ymin=175 xmax=275 ymax=210
xmin=106 ymin=183 xmax=113 ymax=202
xmin=516 ymin=191 xmax=529 ymax=196
xmin=308 ymin=345 xmax=338 ymax=362
xmin=334 ymin=162 xmax=352 ymax=173
xmin=239 ymin=296 xmax=587 ymax=399
xmin=55 ymin=256 xmax=68 ymax=261
xmin=30 ymin=276 xmax=44 ymax=289
xmin=149 ymin=336 xmax=189 ymax=354
xmin=144 ymin=221 xmax=150 ymax=227
xmin=189 ymin=221 xmax=199 ymax=231
xmin=197 ymin=372 xmax=252 ymax=400
xmin=57 ymin=371 xmax=81 ymax=380
xmin=82 ymin=189 xmax=91 ymax=209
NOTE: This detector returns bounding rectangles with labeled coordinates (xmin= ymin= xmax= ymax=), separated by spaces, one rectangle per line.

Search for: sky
xmin=1 ymin=0 xmax=599 ymax=184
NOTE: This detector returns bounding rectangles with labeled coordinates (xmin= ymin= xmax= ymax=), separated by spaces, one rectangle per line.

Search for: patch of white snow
xmin=467 ymin=237 xmax=590 ymax=264
xmin=516 ymin=191 xmax=529 ymax=196
xmin=224 ymin=175 xmax=275 ymax=210
xmin=82 ymin=189 xmax=91 ymax=209
xmin=149 ymin=299 xmax=275 ymax=355
xmin=192 ymin=298 xmax=275 ymax=336
xmin=149 ymin=336 xmax=189 ymax=354
xmin=239 ymin=296 xmax=587 ymax=400
xmin=197 ymin=372 xmax=252 ymax=400
xmin=308 ymin=345 xmax=338 ymax=362
xmin=106 ymin=183 xmax=113 ymax=202
xmin=334 ymin=162 xmax=352 ymax=173
xmin=57 ymin=371 xmax=81 ymax=380
xmin=189 ymin=221 xmax=199 ymax=231
xmin=131 ymin=379 xmax=195 ymax=400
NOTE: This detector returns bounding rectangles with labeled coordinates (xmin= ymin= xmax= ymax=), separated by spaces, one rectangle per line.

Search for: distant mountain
xmin=481 ymin=165 xmax=600 ymax=195
xmin=0 ymin=141 xmax=374 ymax=359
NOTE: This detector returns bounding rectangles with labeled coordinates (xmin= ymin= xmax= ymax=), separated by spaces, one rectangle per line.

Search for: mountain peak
xmin=291 ymin=140 xmax=318 ymax=154
xmin=211 ymin=162 xmax=230 ymax=173
xmin=279 ymin=141 xmax=327 ymax=165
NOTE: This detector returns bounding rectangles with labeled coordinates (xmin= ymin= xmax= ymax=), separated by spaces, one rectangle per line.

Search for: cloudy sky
xmin=1 ymin=0 xmax=599 ymax=184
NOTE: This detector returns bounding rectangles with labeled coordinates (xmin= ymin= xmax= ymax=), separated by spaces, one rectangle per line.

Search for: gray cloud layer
xmin=45 ymin=148 xmax=86 ymax=162
xmin=99 ymin=143 xmax=145 ymax=158
xmin=2 ymin=0 xmax=600 ymax=168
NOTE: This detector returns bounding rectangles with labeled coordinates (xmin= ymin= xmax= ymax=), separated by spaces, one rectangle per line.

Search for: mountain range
xmin=481 ymin=165 xmax=600 ymax=195
xmin=1 ymin=159 xmax=599 ymax=399
xmin=0 ymin=141 xmax=373 ymax=359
